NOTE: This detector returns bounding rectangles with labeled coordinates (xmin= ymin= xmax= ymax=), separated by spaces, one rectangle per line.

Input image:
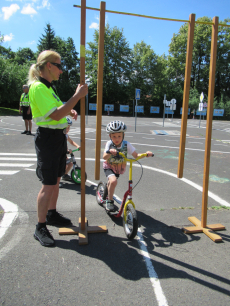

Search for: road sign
xmin=199 ymin=103 xmax=204 ymax=111
xmin=135 ymin=89 xmax=141 ymax=100
xmin=170 ymin=99 xmax=176 ymax=110
xmin=203 ymin=102 xmax=207 ymax=108
xmin=200 ymin=92 xmax=204 ymax=103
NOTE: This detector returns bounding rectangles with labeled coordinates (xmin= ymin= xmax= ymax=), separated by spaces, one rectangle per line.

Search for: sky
xmin=1 ymin=0 xmax=230 ymax=57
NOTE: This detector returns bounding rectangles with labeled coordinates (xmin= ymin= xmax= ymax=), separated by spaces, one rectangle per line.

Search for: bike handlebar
xmin=67 ymin=148 xmax=80 ymax=155
xmin=106 ymin=150 xmax=154 ymax=162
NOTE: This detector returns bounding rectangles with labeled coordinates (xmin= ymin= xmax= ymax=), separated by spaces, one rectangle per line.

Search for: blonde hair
xmin=27 ymin=50 xmax=61 ymax=85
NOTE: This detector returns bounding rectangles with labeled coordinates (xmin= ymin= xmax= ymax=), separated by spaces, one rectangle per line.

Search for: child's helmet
xmin=66 ymin=117 xmax=72 ymax=126
xmin=106 ymin=120 xmax=127 ymax=134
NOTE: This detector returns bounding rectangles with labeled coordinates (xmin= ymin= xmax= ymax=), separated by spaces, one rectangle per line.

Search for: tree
xmin=14 ymin=48 xmax=36 ymax=65
xmin=55 ymin=36 xmax=80 ymax=102
xmin=37 ymin=23 xmax=57 ymax=52
xmin=0 ymin=45 xmax=15 ymax=60
xmin=129 ymin=41 xmax=158 ymax=107
xmin=168 ymin=17 xmax=230 ymax=107
xmin=86 ymin=24 xmax=132 ymax=106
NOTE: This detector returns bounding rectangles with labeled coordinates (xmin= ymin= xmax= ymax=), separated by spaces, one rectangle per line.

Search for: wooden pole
xmin=95 ymin=1 xmax=106 ymax=180
xmin=201 ymin=16 xmax=219 ymax=228
xmin=80 ymin=0 xmax=86 ymax=230
xmin=183 ymin=16 xmax=225 ymax=242
xmin=59 ymin=0 xmax=108 ymax=244
xmin=177 ymin=14 xmax=195 ymax=178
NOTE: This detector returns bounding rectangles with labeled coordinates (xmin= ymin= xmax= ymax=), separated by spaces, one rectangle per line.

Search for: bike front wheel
xmin=96 ymin=181 xmax=108 ymax=205
xmin=71 ymin=167 xmax=87 ymax=185
xmin=123 ymin=204 xmax=138 ymax=240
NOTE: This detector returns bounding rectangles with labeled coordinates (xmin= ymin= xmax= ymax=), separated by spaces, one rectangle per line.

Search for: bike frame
xmin=66 ymin=148 xmax=80 ymax=174
xmin=113 ymin=152 xmax=147 ymax=219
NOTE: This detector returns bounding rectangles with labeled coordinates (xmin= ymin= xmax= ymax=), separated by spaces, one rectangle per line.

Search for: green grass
xmin=208 ymin=205 xmax=230 ymax=210
xmin=0 ymin=107 xmax=20 ymax=116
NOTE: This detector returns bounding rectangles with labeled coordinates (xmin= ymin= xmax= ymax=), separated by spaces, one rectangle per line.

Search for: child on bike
xmin=61 ymin=117 xmax=81 ymax=182
xmin=103 ymin=120 xmax=153 ymax=211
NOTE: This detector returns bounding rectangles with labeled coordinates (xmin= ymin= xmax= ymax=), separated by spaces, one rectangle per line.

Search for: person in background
xmin=28 ymin=50 xmax=88 ymax=247
xmin=19 ymin=85 xmax=32 ymax=135
xmin=61 ymin=117 xmax=81 ymax=183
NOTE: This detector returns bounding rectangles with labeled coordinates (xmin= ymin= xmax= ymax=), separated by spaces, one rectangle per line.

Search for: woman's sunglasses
xmin=50 ymin=62 xmax=63 ymax=71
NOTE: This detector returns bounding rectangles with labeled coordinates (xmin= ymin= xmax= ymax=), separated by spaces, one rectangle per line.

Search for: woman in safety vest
xmin=28 ymin=50 xmax=88 ymax=247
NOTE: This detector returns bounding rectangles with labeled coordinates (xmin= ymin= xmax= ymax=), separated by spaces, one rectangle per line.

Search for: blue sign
xmin=120 ymin=105 xmax=129 ymax=112
xmin=89 ymin=103 xmax=97 ymax=111
xmin=180 ymin=108 xmax=190 ymax=115
xmin=165 ymin=108 xmax=174 ymax=115
xmin=213 ymin=109 xmax=224 ymax=116
xmin=135 ymin=105 xmax=144 ymax=113
xmin=196 ymin=110 xmax=207 ymax=116
xmin=135 ymin=89 xmax=141 ymax=100
xmin=150 ymin=106 xmax=160 ymax=114
xmin=104 ymin=104 xmax=114 ymax=111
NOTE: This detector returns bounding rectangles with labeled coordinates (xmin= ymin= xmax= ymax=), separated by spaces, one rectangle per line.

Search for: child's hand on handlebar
xmin=108 ymin=149 xmax=117 ymax=156
xmin=146 ymin=151 xmax=154 ymax=157
xmin=68 ymin=149 xmax=73 ymax=154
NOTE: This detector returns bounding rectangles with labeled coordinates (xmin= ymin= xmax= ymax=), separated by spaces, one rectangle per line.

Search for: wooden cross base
xmin=183 ymin=216 xmax=225 ymax=242
xmin=59 ymin=217 xmax=108 ymax=245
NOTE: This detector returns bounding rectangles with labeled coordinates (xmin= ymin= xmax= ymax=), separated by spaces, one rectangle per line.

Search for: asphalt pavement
xmin=0 ymin=115 xmax=230 ymax=306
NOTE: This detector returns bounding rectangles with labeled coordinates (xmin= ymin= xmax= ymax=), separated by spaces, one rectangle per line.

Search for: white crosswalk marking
xmin=68 ymin=127 xmax=96 ymax=135
xmin=0 ymin=163 xmax=34 ymax=167
xmin=0 ymin=158 xmax=37 ymax=161
xmin=0 ymin=170 xmax=20 ymax=175
xmin=0 ymin=153 xmax=36 ymax=177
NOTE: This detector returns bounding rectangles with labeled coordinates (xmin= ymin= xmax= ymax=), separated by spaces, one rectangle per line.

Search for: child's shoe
xmin=62 ymin=174 xmax=72 ymax=181
xmin=106 ymin=200 xmax=115 ymax=212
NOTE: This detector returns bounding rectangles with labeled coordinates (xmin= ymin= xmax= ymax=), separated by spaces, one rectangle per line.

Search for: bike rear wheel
xmin=71 ymin=167 xmax=87 ymax=185
xmin=123 ymin=204 xmax=138 ymax=240
xmin=96 ymin=181 xmax=108 ymax=205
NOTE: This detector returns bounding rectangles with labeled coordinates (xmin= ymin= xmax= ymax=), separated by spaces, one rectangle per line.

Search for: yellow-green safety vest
xmin=20 ymin=93 xmax=30 ymax=107
xmin=29 ymin=79 xmax=68 ymax=129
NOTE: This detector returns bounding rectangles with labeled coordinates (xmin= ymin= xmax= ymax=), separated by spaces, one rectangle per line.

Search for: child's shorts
xmin=104 ymin=168 xmax=119 ymax=179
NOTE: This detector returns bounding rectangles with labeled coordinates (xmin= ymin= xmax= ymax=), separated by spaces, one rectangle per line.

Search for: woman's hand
xmin=69 ymin=109 xmax=78 ymax=120
xmin=74 ymin=84 xmax=88 ymax=100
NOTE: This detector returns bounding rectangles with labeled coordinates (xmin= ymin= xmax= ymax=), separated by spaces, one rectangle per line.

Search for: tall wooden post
xmin=59 ymin=0 xmax=108 ymax=244
xmin=183 ymin=16 xmax=225 ymax=242
xmin=177 ymin=14 xmax=195 ymax=178
xmin=95 ymin=1 xmax=106 ymax=180
xmin=201 ymin=16 xmax=219 ymax=228
xmin=80 ymin=0 xmax=86 ymax=230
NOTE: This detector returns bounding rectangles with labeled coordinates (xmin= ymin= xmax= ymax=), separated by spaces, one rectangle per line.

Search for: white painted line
xmin=0 ymin=153 xmax=36 ymax=156
xmin=130 ymin=142 xmax=230 ymax=154
xmin=143 ymin=137 xmax=155 ymax=140
xmin=0 ymin=198 xmax=18 ymax=239
xmin=137 ymin=229 xmax=169 ymax=306
xmin=0 ymin=199 xmax=29 ymax=260
xmin=135 ymin=164 xmax=230 ymax=207
xmin=0 ymin=157 xmax=37 ymax=161
xmin=87 ymin=178 xmax=168 ymax=306
xmin=0 ymin=170 xmax=20 ymax=175
xmin=24 ymin=168 xmax=36 ymax=171
xmin=0 ymin=163 xmax=34 ymax=167
xmin=188 ymin=142 xmax=203 ymax=144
